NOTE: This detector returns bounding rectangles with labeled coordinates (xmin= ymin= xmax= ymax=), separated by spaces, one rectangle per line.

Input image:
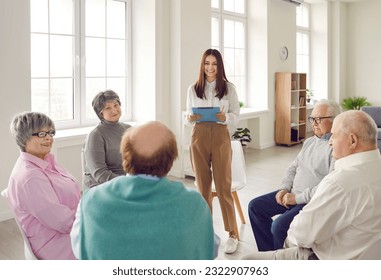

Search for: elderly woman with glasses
xmin=5 ymin=111 xmax=81 ymax=259
xmin=82 ymin=90 xmax=131 ymax=191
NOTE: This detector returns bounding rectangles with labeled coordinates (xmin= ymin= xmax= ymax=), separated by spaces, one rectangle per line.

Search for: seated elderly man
xmin=71 ymin=121 xmax=216 ymax=260
xmin=243 ymin=110 xmax=381 ymax=260
xmin=248 ymin=100 xmax=341 ymax=251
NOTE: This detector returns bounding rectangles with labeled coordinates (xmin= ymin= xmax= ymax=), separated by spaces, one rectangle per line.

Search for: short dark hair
xmin=92 ymin=90 xmax=121 ymax=120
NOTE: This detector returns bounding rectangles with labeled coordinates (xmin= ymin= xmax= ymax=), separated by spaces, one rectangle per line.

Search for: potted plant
xmin=341 ymin=96 xmax=371 ymax=110
xmin=232 ymin=127 xmax=252 ymax=147
xmin=306 ymin=89 xmax=314 ymax=103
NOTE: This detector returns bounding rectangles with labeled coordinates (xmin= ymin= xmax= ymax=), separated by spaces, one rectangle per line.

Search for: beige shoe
xmin=224 ymin=235 xmax=238 ymax=254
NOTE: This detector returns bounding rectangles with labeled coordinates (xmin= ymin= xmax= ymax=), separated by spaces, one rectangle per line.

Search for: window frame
xmin=211 ymin=0 xmax=247 ymax=104
xmin=296 ymin=3 xmax=311 ymax=88
xmin=30 ymin=0 xmax=132 ymax=130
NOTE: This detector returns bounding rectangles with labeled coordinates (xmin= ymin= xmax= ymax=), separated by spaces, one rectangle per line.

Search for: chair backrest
xmin=231 ymin=140 xmax=247 ymax=190
xmin=358 ymin=238 xmax=381 ymax=260
xmin=80 ymin=146 xmax=86 ymax=193
xmin=211 ymin=140 xmax=247 ymax=192
xmin=361 ymin=106 xmax=381 ymax=128
xmin=1 ymin=189 xmax=38 ymax=260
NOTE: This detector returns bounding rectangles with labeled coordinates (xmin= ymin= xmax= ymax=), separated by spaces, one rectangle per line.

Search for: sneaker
xmin=224 ymin=235 xmax=238 ymax=254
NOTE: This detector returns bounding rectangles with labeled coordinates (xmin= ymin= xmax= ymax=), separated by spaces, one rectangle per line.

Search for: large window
xmin=296 ymin=3 xmax=310 ymax=86
xmin=30 ymin=0 xmax=131 ymax=129
xmin=211 ymin=0 xmax=246 ymax=103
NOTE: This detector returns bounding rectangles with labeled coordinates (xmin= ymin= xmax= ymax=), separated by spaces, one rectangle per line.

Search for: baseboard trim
xmin=259 ymin=141 xmax=276 ymax=149
xmin=0 ymin=210 xmax=13 ymax=222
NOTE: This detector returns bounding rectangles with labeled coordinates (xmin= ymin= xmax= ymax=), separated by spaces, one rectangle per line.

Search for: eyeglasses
xmin=307 ymin=116 xmax=333 ymax=124
xmin=32 ymin=129 xmax=56 ymax=138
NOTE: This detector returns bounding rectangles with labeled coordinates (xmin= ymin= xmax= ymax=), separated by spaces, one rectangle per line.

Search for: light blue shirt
xmin=279 ymin=133 xmax=334 ymax=204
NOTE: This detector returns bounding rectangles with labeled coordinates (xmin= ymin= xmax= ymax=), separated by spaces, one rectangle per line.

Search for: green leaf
xmin=232 ymin=127 xmax=252 ymax=146
xmin=341 ymin=96 xmax=371 ymax=110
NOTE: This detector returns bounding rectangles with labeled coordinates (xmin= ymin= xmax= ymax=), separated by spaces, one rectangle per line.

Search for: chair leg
xmin=232 ymin=191 xmax=246 ymax=224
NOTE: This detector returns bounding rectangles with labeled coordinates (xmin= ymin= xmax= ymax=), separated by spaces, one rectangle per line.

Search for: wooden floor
xmin=0 ymin=144 xmax=302 ymax=260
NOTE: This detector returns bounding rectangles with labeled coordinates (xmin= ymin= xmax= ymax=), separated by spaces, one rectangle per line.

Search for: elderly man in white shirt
xmin=243 ymin=110 xmax=381 ymax=260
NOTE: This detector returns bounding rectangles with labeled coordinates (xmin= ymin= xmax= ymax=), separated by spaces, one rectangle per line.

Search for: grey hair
xmin=339 ymin=110 xmax=377 ymax=146
xmin=315 ymin=99 xmax=342 ymax=118
xmin=10 ymin=112 xmax=55 ymax=152
xmin=92 ymin=90 xmax=121 ymax=120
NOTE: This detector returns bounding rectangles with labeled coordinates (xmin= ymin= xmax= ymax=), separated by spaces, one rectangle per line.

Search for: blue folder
xmin=192 ymin=107 xmax=220 ymax=122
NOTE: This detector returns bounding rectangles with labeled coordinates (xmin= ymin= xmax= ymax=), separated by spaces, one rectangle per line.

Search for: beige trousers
xmin=190 ymin=122 xmax=238 ymax=236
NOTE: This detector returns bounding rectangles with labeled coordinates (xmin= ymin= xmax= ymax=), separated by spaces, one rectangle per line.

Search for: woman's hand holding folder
xmin=216 ymin=106 xmax=226 ymax=122
xmin=188 ymin=114 xmax=202 ymax=122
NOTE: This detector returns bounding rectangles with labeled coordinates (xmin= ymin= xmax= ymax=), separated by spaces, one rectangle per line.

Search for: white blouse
xmin=185 ymin=80 xmax=240 ymax=127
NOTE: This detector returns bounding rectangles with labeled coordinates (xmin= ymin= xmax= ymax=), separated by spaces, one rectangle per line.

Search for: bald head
xmin=127 ymin=121 xmax=173 ymax=156
xmin=329 ymin=110 xmax=377 ymax=159
xmin=121 ymin=121 xmax=178 ymax=177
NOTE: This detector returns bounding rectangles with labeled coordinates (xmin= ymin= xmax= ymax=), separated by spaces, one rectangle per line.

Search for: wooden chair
xmin=212 ymin=140 xmax=247 ymax=225
xmin=193 ymin=140 xmax=247 ymax=239
xmin=1 ymin=189 xmax=38 ymax=260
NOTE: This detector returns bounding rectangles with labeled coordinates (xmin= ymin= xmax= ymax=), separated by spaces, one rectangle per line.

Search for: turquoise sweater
xmin=78 ymin=176 xmax=215 ymax=260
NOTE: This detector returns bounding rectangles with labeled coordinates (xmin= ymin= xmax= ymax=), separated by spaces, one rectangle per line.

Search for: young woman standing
xmin=185 ymin=49 xmax=240 ymax=254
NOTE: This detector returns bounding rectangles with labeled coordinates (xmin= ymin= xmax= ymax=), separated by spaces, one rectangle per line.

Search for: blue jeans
xmin=248 ymin=190 xmax=306 ymax=251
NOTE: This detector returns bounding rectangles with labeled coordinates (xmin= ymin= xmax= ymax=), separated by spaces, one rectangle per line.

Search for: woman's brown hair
xmin=194 ymin=49 xmax=229 ymax=100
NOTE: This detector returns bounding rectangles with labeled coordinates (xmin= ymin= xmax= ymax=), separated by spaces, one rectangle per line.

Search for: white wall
xmin=328 ymin=0 xmax=347 ymax=104
xmin=310 ymin=1 xmax=329 ymax=101
xmin=247 ymin=0 xmax=268 ymax=111
xmin=169 ymin=0 xmax=211 ymax=176
xmin=131 ymin=0 xmax=157 ymax=122
xmin=315 ymin=0 xmax=381 ymax=106
xmin=346 ymin=0 xmax=381 ymax=106
xmin=261 ymin=0 xmax=297 ymax=148
xmin=0 ymin=0 xmax=31 ymax=220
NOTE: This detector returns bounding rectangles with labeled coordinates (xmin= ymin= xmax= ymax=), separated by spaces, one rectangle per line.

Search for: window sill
xmin=55 ymin=126 xmax=95 ymax=141
xmin=239 ymin=107 xmax=269 ymax=120
xmin=55 ymin=121 xmax=137 ymax=142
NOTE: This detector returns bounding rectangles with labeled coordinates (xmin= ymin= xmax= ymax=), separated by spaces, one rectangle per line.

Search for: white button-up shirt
xmin=185 ymin=80 xmax=240 ymax=127
xmin=287 ymin=149 xmax=381 ymax=259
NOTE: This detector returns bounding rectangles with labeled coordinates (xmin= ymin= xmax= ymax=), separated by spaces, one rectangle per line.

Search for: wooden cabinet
xmin=275 ymin=72 xmax=307 ymax=146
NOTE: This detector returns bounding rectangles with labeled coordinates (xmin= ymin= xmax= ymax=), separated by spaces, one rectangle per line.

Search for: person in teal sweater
xmin=71 ymin=121 xmax=217 ymax=260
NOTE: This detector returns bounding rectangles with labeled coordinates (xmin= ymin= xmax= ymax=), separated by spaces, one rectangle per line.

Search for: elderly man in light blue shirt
xmin=248 ymin=100 xmax=342 ymax=251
